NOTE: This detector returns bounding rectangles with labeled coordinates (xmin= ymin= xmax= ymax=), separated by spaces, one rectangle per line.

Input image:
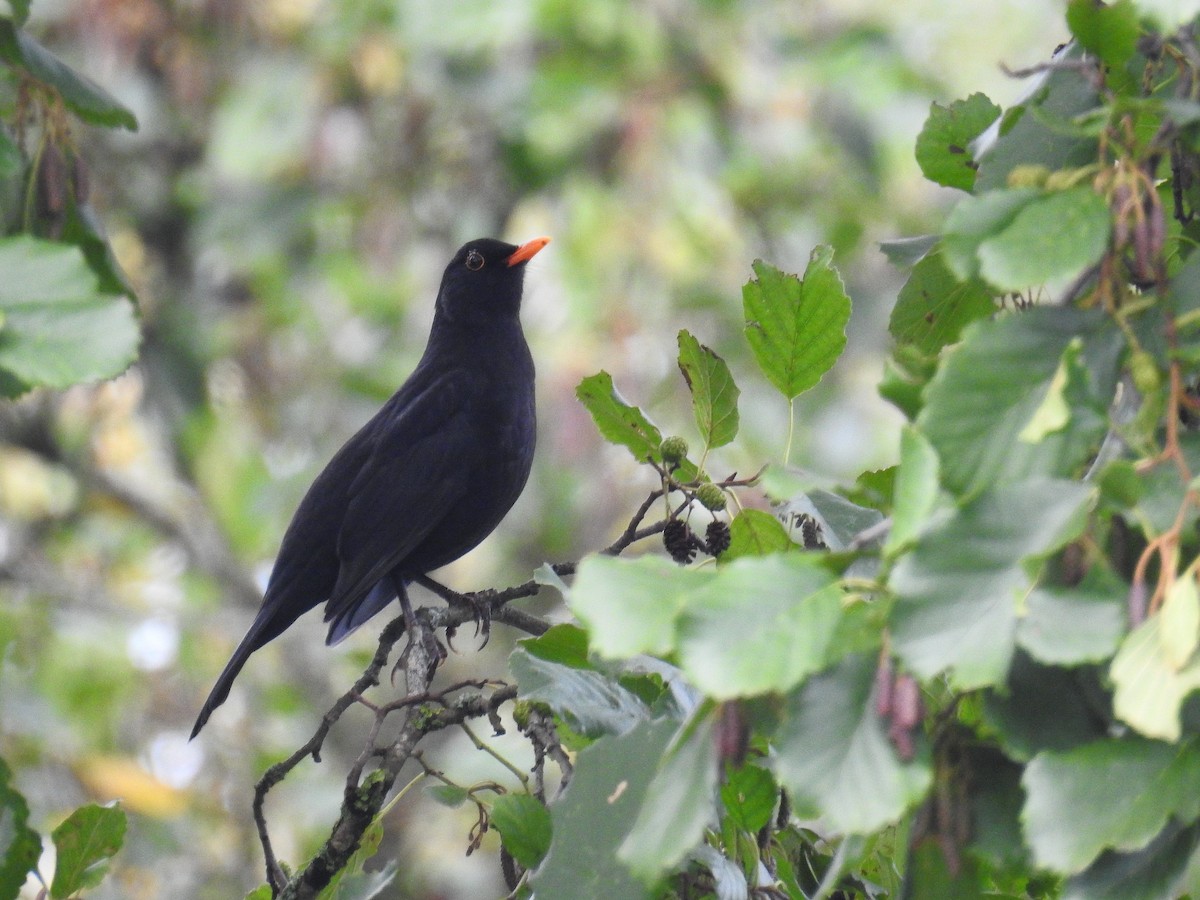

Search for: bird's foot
xmin=393 ymin=623 xmax=446 ymax=689
xmin=446 ymin=588 xmax=493 ymax=651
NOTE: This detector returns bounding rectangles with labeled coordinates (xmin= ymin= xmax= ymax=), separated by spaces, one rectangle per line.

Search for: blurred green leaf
xmin=1066 ymin=0 xmax=1139 ymax=69
xmin=888 ymin=250 xmax=995 ymax=355
xmin=976 ymin=187 xmax=1111 ymax=291
xmin=0 ymin=756 xmax=40 ymax=900
xmin=0 ymin=22 xmax=136 ymax=130
xmin=1064 ymin=821 xmax=1200 ymax=900
xmin=915 ymin=92 xmax=1000 ymax=191
xmin=917 ymin=307 xmax=1120 ymax=498
xmin=1016 ymin=572 xmax=1127 ymax=666
xmin=773 ymin=654 xmax=931 ymax=834
xmin=677 ymin=329 xmax=740 ymax=450
xmin=677 ymin=554 xmax=842 ymax=698
xmin=49 ymin=803 xmax=125 ymax=898
xmin=942 ymin=188 xmax=1040 ymax=282
xmin=510 ymin=646 xmax=652 ymax=738
xmin=1111 ymin=612 xmax=1200 ymax=741
xmin=619 ymin=713 xmax=718 ymax=880
xmin=0 ymin=236 xmax=139 ymax=394
xmin=885 ymin=426 xmax=940 ymax=556
xmin=427 ymin=784 xmax=469 ymax=807
xmin=1022 ymin=737 xmax=1200 ymax=874
xmin=532 ymin=718 xmax=677 ymax=900
xmin=879 ymin=234 xmax=939 ymax=268
xmin=742 ymin=248 xmax=851 ymax=401
xmin=520 ymin=623 xmax=590 ymax=668
xmin=490 ymin=793 xmax=552 ymax=869
xmin=890 ymin=478 xmax=1093 ymax=690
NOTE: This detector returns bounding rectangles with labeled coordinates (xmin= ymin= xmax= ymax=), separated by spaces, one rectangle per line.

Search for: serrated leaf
xmin=773 ymin=654 xmax=932 ymax=835
xmin=0 ymin=236 xmax=139 ymax=393
xmin=976 ymin=187 xmax=1111 ymax=291
xmin=677 ymin=330 xmax=739 ymax=450
xmin=1021 ymin=738 xmax=1200 ymax=874
xmin=915 ymin=92 xmax=1001 ymax=191
xmin=918 ymin=307 xmax=1120 ymax=498
xmin=723 ymin=509 xmax=792 ymax=560
xmin=49 ymin=803 xmax=125 ymax=898
xmin=576 ymin=371 xmax=697 ymax=480
xmin=1111 ymin=612 xmax=1200 ymax=741
xmin=531 ymin=718 xmax=676 ymax=900
xmin=0 ymin=22 xmax=137 ymax=130
xmin=890 ymin=479 xmax=1093 ymax=690
xmin=490 ymin=793 xmax=552 ymax=869
xmin=619 ymin=713 xmax=718 ymax=880
xmin=742 ymin=248 xmax=851 ymax=401
xmin=0 ymin=756 xmax=41 ymax=900
xmin=888 ymin=249 xmax=996 ymax=356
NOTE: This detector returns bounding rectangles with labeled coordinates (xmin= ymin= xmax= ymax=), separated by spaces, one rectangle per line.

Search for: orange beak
xmin=506 ymin=236 xmax=551 ymax=267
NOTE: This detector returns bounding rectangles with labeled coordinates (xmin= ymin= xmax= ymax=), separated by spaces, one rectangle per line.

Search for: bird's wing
xmin=322 ymin=368 xmax=482 ymax=634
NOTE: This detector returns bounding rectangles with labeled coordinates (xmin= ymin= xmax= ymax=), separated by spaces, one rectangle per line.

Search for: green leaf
xmin=742 ymin=248 xmax=851 ymax=401
xmin=0 ymin=237 xmax=139 ymax=394
xmin=49 ymin=803 xmax=126 ymax=898
xmin=619 ymin=713 xmax=719 ymax=880
xmin=531 ymin=718 xmax=677 ymax=900
xmin=1016 ymin=572 xmax=1127 ymax=666
xmin=1066 ymin=0 xmax=1140 ymax=69
xmin=1021 ymin=737 xmax=1200 ymax=874
xmin=723 ymin=509 xmax=792 ymax=560
xmin=677 ymin=554 xmax=842 ymax=698
xmin=1161 ymin=574 xmax=1200 ymax=669
xmin=915 ymin=92 xmax=1001 ymax=191
xmin=568 ymin=554 xmax=708 ymax=658
xmin=1064 ymin=821 xmax=1200 ymax=900
xmin=520 ymin=623 xmax=590 ymax=668
xmin=773 ymin=654 xmax=932 ymax=835
xmin=427 ymin=784 xmax=469 ymax=807
xmin=942 ymin=189 xmax=1040 ymax=283
xmin=885 ymin=426 xmax=940 ymax=556
xmin=0 ymin=22 xmax=137 ymax=130
xmin=677 ymin=330 xmax=740 ymax=450
xmin=0 ymin=756 xmax=41 ymax=900
xmin=5 ymin=0 xmax=29 ymax=26
xmin=917 ymin=307 xmax=1120 ymax=498
xmin=576 ymin=371 xmax=697 ymax=480
xmin=879 ymin=234 xmax=939 ymax=268
xmin=982 ymin=653 xmax=1110 ymax=761
xmin=720 ymin=764 xmax=777 ymax=834
xmin=510 ymin=647 xmax=651 ymax=738
xmin=1111 ymin=612 xmax=1200 ymax=741
xmin=782 ymin=489 xmax=885 ymax=551
xmin=888 ymin=250 xmax=996 ymax=356
xmin=490 ymin=793 xmax=552 ymax=869
xmin=890 ymin=479 xmax=1093 ymax=690
xmin=976 ymin=187 xmax=1111 ymax=291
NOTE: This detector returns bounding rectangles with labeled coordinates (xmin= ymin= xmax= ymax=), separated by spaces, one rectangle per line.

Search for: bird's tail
xmin=189 ymin=604 xmax=291 ymax=739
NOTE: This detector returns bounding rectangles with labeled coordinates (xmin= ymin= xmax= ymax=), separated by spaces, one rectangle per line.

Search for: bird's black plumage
xmin=191 ymin=236 xmax=548 ymax=738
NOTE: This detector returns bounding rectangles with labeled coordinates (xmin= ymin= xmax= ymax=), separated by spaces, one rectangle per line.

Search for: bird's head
xmin=436 ymin=236 xmax=550 ymax=323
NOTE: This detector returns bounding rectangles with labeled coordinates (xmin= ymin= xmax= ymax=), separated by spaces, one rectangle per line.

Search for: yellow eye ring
xmin=466 ymin=250 xmax=484 ymax=271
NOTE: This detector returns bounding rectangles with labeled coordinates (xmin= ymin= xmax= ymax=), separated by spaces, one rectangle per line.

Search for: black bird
xmin=191 ymin=236 xmax=549 ymax=738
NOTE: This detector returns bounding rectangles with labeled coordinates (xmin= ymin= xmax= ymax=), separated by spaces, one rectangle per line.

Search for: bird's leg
xmin=390 ymin=575 xmax=445 ymax=689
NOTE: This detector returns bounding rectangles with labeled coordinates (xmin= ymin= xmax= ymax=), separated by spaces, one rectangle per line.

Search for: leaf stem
xmin=783 ymin=399 xmax=796 ymax=467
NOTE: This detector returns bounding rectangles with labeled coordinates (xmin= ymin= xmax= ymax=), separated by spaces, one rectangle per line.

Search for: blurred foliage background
xmin=0 ymin=0 xmax=1056 ymax=896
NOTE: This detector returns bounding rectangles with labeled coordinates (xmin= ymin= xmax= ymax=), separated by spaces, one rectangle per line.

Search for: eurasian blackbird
xmin=191 ymin=236 xmax=549 ymax=737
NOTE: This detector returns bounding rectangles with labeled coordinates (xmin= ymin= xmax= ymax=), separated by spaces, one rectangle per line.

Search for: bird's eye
xmin=465 ymin=250 xmax=485 ymax=271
